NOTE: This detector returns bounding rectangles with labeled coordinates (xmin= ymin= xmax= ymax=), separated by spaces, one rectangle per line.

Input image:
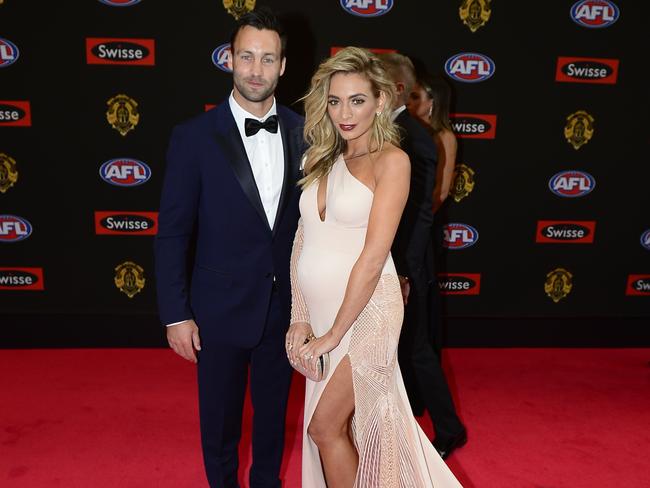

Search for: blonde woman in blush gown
xmin=284 ymin=47 xmax=462 ymax=488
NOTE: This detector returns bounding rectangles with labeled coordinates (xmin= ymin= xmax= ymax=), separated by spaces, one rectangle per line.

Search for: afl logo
xmin=0 ymin=215 xmax=32 ymax=243
xmin=549 ymin=170 xmax=595 ymax=198
xmin=570 ymin=1 xmax=619 ymax=28
xmin=445 ymin=53 xmax=495 ymax=83
xmin=212 ymin=43 xmax=233 ymax=73
xmin=0 ymin=38 xmax=19 ymax=68
xmin=340 ymin=0 xmax=393 ymax=17
xmin=641 ymin=230 xmax=650 ymax=251
xmin=98 ymin=0 xmax=142 ymax=6
xmin=443 ymin=223 xmax=479 ymax=250
xmin=100 ymin=158 xmax=151 ymax=187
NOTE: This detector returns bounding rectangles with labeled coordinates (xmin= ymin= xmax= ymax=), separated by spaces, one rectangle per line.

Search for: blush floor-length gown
xmin=290 ymin=155 xmax=462 ymax=487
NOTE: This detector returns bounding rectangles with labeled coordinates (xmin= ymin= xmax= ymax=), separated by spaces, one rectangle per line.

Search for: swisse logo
xmin=212 ymin=43 xmax=233 ymax=73
xmin=536 ymin=220 xmax=596 ymax=244
xmin=438 ymin=273 xmax=481 ymax=295
xmin=340 ymin=0 xmax=393 ymax=17
xmin=571 ymin=0 xmax=619 ymax=28
xmin=86 ymin=38 xmax=155 ymax=66
xmin=0 ymin=267 xmax=44 ymax=290
xmin=0 ymin=101 xmax=31 ymax=127
xmin=556 ymin=57 xmax=619 ymax=84
xmin=100 ymin=158 xmax=151 ymax=187
xmin=445 ymin=53 xmax=495 ymax=83
xmin=95 ymin=211 xmax=158 ymax=235
xmin=0 ymin=38 xmax=19 ymax=68
xmin=450 ymin=113 xmax=497 ymax=139
xmin=549 ymin=170 xmax=595 ymax=198
xmin=0 ymin=215 xmax=32 ymax=242
xmin=626 ymin=275 xmax=650 ymax=296
xmin=98 ymin=0 xmax=142 ymax=6
xmin=443 ymin=223 xmax=479 ymax=250
xmin=640 ymin=230 xmax=650 ymax=251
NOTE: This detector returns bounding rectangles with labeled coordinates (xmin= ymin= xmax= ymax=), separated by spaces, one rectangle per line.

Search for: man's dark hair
xmin=230 ymin=6 xmax=287 ymax=58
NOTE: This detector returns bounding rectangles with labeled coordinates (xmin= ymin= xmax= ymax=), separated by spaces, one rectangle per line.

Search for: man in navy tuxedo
xmin=154 ymin=8 xmax=304 ymax=488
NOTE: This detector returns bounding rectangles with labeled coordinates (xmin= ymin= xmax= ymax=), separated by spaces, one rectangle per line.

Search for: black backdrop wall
xmin=1 ymin=1 xmax=648 ymax=347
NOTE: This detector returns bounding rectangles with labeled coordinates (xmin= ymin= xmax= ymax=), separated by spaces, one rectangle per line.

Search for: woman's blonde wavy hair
xmin=298 ymin=46 xmax=400 ymax=188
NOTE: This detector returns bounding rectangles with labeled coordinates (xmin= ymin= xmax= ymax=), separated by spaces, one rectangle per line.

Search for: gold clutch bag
xmin=291 ymin=333 xmax=330 ymax=382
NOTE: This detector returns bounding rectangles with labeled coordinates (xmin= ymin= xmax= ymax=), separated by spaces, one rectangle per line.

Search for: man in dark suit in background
xmin=155 ymin=9 xmax=304 ymax=488
xmin=378 ymin=52 xmax=467 ymax=460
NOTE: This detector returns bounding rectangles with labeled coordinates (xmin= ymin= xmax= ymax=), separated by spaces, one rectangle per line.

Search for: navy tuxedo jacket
xmin=155 ymin=102 xmax=305 ymax=348
xmin=391 ymin=110 xmax=438 ymax=291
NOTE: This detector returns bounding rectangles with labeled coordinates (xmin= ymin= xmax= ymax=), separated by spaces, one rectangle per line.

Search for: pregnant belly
xmin=296 ymin=246 xmax=357 ymax=328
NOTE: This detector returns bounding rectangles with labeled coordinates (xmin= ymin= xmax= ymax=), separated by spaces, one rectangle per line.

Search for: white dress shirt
xmin=166 ymin=93 xmax=285 ymax=328
xmin=391 ymin=104 xmax=407 ymax=121
xmin=229 ymin=92 xmax=285 ymax=229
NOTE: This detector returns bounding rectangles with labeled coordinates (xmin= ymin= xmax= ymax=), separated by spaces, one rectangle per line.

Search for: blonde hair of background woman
xmin=299 ymin=46 xmax=400 ymax=189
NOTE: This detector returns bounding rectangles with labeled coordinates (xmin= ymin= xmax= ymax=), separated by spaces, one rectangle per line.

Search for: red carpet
xmin=1 ymin=348 xmax=649 ymax=487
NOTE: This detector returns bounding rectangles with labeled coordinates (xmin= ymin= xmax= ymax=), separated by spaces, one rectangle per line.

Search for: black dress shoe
xmin=433 ymin=428 xmax=467 ymax=460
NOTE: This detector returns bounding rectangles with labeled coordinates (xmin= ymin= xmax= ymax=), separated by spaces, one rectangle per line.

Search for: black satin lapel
xmin=215 ymin=125 xmax=269 ymax=230
xmin=272 ymin=116 xmax=293 ymax=237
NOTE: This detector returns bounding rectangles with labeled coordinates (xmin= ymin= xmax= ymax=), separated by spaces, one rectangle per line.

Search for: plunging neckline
xmin=315 ymin=156 xmax=374 ymax=224
xmin=316 ymin=170 xmax=330 ymax=223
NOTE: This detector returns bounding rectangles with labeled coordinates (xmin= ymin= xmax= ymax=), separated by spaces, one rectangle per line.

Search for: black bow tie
xmin=244 ymin=115 xmax=279 ymax=137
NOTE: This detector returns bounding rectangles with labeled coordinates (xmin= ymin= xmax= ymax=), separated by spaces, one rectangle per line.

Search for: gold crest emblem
xmin=114 ymin=261 xmax=145 ymax=298
xmin=564 ymin=110 xmax=594 ymax=150
xmin=449 ymin=163 xmax=475 ymax=203
xmin=544 ymin=268 xmax=573 ymax=303
xmin=106 ymin=94 xmax=140 ymax=136
xmin=223 ymin=0 xmax=256 ymax=20
xmin=0 ymin=153 xmax=18 ymax=193
xmin=459 ymin=0 xmax=492 ymax=33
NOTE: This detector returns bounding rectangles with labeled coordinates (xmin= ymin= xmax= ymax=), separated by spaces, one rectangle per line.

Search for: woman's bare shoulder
xmin=373 ymin=143 xmax=410 ymax=178
xmin=437 ymin=129 xmax=458 ymax=148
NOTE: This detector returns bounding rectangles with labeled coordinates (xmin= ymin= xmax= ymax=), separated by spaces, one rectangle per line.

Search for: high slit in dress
xmin=290 ymin=155 xmax=462 ymax=487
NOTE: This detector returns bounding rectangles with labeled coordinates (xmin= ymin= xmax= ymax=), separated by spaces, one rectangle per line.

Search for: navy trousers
xmin=197 ymin=288 xmax=293 ymax=488
xmin=398 ymin=281 xmax=464 ymax=443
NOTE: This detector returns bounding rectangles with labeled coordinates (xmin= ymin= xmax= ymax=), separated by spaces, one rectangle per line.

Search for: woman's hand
xmin=298 ymin=330 xmax=340 ymax=375
xmin=286 ymin=322 xmax=312 ymax=366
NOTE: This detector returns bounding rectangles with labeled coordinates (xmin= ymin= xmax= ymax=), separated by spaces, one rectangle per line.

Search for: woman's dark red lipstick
xmin=339 ymin=124 xmax=356 ymax=131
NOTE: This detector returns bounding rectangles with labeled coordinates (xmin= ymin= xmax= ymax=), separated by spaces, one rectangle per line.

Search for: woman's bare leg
xmin=308 ymin=356 xmax=357 ymax=487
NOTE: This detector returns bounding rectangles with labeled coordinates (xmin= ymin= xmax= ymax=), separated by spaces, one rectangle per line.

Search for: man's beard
xmin=233 ymin=74 xmax=278 ymax=103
